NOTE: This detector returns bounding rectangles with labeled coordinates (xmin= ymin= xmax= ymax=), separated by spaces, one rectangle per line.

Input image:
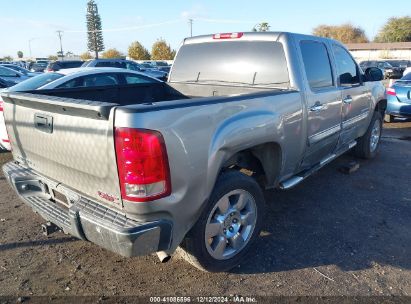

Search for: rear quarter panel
xmin=115 ymin=91 xmax=304 ymax=251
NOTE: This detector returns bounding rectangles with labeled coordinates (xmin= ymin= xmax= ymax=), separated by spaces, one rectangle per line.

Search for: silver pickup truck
xmin=2 ymin=32 xmax=385 ymax=272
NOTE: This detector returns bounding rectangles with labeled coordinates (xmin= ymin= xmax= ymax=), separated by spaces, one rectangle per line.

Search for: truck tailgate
xmin=1 ymin=92 xmax=122 ymax=207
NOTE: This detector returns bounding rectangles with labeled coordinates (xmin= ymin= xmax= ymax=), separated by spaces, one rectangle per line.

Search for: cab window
xmin=333 ymin=45 xmax=360 ymax=86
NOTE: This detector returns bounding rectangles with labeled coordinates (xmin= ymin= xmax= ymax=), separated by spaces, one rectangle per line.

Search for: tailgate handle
xmin=34 ymin=114 xmax=53 ymax=134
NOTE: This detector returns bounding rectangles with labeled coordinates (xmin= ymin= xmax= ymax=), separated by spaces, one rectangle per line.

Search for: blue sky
xmin=0 ymin=0 xmax=409 ymax=58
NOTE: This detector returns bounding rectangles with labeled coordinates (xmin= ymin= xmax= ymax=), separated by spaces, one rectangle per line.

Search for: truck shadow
xmin=234 ymin=138 xmax=411 ymax=274
xmin=0 ymin=237 xmax=78 ymax=251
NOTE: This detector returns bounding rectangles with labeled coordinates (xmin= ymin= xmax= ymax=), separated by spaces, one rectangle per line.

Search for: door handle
xmin=310 ymin=102 xmax=325 ymax=112
xmin=343 ymin=96 xmax=353 ymax=104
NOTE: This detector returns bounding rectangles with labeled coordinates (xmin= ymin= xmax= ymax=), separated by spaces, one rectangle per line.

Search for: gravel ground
xmin=0 ymin=120 xmax=410 ymax=299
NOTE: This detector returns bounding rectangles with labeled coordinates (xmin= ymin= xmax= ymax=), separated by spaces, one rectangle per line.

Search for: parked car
xmin=82 ymin=59 xmax=168 ymax=80
xmin=359 ymin=60 xmax=402 ymax=79
xmin=1 ymin=32 xmax=385 ymax=272
xmin=0 ymin=68 xmax=161 ymax=150
xmin=0 ymin=64 xmax=41 ymax=77
xmin=30 ymin=62 xmax=48 ymax=72
xmin=45 ymin=60 xmax=84 ymax=72
xmin=385 ymin=72 xmax=411 ymax=122
xmin=385 ymin=60 xmax=411 ymax=74
xmin=0 ymin=66 xmax=29 ymax=84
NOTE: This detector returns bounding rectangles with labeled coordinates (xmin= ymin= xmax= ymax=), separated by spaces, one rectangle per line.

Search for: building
xmin=347 ymin=42 xmax=411 ymax=61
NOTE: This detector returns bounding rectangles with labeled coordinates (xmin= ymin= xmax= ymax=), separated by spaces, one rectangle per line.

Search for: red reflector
xmin=386 ymin=88 xmax=396 ymax=96
xmin=213 ymin=32 xmax=244 ymax=39
xmin=0 ymin=98 xmax=3 ymax=112
xmin=2 ymin=139 xmax=10 ymax=143
xmin=115 ymin=128 xmax=171 ymax=202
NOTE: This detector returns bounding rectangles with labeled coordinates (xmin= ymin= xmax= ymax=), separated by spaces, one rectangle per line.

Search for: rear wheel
xmin=353 ymin=111 xmax=383 ymax=159
xmin=179 ymin=171 xmax=265 ymax=272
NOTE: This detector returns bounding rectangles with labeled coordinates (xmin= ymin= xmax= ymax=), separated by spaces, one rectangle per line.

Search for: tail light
xmin=213 ymin=32 xmax=244 ymax=39
xmin=115 ymin=128 xmax=171 ymax=202
xmin=386 ymin=88 xmax=396 ymax=96
xmin=0 ymin=98 xmax=3 ymax=112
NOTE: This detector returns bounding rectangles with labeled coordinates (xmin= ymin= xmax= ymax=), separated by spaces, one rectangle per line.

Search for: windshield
xmin=171 ymin=41 xmax=290 ymax=87
xmin=8 ymin=73 xmax=63 ymax=91
xmin=81 ymin=60 xmax=92 ymax=67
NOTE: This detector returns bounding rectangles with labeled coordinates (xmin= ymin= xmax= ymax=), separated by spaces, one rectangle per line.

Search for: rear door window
xmin=300 ymin=41 xmax=334 ymax=90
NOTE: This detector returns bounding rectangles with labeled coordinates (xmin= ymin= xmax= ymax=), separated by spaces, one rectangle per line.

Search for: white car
xmin=0 ymin=67 xmax=161 ymax=151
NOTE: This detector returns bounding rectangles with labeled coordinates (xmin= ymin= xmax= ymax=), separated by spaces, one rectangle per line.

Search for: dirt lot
xmin=0 ymin=120 xmax=410 ymax=299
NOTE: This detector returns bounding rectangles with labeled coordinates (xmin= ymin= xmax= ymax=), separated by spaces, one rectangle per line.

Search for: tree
xmin=17 ymin=51 xmax=23 ymax=59
xmin=374 ymin=16 xmax=411 ymax=42
xmin=101 ymin=48 xmax=123 ymax=58
xmin=252 ymin=22 xmax=271 ymax=32
xmin=86 ymin=0 xmax=105 ymax=59
xmin=48 ymin=55 xmax=58 ymax=61
xmin=80 ymin=52 xmax=93 ymax=60
xmin=2 ymin=56 xmax=13 ymax=62
xmin=151 ymin=39 xmax=174 ymax=60
xmin=128 ymin=41 xmax=150 ymax=60
xmin=313 ymin=24 xmax=369 ymax=43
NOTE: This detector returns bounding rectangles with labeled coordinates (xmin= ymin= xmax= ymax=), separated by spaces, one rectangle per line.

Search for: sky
xmin=0 ymin=0 xmax=409 ymax=58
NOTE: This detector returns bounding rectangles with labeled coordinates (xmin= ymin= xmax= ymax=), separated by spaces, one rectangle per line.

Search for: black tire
xmin=384 ymin=114 xmax=395 ymax=123
xmin=179 ymin=170 xmax=265 ymax=272
xmin=353 ymin=111 xmax=383 ymax=159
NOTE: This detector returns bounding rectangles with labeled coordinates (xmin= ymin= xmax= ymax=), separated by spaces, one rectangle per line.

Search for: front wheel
xmin=353 ymin=111 xmax=383 ymax=159
xmin=179 ymin=171 xmax=265 ymax=272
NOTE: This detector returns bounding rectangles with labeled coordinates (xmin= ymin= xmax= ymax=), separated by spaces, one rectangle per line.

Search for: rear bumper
xmin=386 ymin=97 xmax=411 ymax=117
xmin=2 ymin=161 xmax=173 ymax=257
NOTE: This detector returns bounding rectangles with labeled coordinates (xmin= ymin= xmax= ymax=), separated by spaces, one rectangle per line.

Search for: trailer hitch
xmin=41 ymin=222 xmax=60 ymax=236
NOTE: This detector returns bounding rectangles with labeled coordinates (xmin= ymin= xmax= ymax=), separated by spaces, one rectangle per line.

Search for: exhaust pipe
xmin=156 ymin=251 xmax=171 ymax=263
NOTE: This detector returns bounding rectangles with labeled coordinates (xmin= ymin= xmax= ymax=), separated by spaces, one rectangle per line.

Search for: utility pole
xmin=188 ymin=19 xmax=193 ymax=37
xmin=56 ymin=30 xmax=64 ymax=60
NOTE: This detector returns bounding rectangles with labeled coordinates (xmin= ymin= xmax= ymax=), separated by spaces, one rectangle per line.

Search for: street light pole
xmin=56 ymin=30 xmax=64 ymax=60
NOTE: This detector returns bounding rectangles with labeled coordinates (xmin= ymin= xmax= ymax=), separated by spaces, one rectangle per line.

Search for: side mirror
xmin=364 ymin=67 xmax=384 ymax=82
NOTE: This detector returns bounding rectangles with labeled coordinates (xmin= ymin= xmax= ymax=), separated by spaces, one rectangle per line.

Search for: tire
xmin=384 ymin=114 xmax=395 ymax=123
xmin=179 ymin=170 xmax=265 ymax=272
xmin=353 ymin=111 xmax=383 ymax=159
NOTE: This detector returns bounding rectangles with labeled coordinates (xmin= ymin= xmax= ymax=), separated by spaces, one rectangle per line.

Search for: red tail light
xmin=386 ymin=88 xmax=396 ymax=96
xmin=213 ymin=32 xmax=244 ymax=39
xmin=115 ymin=128 xmax=171 ymax=202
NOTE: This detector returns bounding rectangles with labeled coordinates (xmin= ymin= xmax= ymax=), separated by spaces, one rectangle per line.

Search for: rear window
xmin=61 ymin=61 xmax=83 ymax=69
xmin=95 ymin=61 xmax=126 ymax=69
xmin=171 ymin=41 xmax=290 ymax=87
xmin=8 ymin=73 xmax=63 ymax=91
xmin=402 ymin=73 xmax=411 ymax=81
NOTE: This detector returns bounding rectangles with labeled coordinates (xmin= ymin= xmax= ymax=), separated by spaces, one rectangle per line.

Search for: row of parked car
xmin=0 ymin=59 xmax=171 ymax=88
xmin=359 ymin=60 xmax=411 ymax=79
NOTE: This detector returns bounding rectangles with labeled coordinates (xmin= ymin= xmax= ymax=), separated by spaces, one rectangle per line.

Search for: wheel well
xmin=375 ymin=99 xmax=387 ymax=117
xmin=221 ymin=142 xmax=282 ymax=189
